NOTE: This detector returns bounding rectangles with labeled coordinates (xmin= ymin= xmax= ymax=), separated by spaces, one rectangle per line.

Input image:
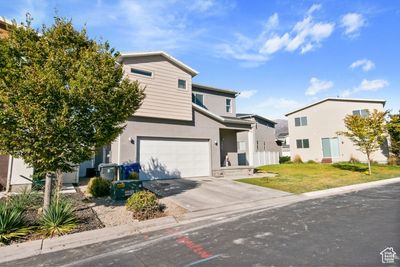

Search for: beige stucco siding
xmin=288 ymin=100 xmax=388 ymax=163
xmin=122 ymin=55 xmax=193 ymax=121
xmin=110 ymin=110 xmax=250 ymax=172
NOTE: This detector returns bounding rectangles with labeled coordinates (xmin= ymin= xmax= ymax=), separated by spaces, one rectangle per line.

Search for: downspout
xmin=6 ymin=156 xmax=13 ymax=193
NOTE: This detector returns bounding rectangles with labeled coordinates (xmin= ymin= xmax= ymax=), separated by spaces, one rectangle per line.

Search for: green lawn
xmin=237 ymin=163 xmax=400 ymax=194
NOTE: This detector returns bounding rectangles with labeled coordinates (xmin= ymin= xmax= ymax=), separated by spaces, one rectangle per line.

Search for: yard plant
xmin=39 ymin=198 xmax=77 ymax=237
xmin=0 ymin=202 xmax=31 ymax=244
xmin=87 ymin=177 xmax=111 ymax=197
xmin=126 ymin=191 xmax=163 ymax=220
xmin=0 ymin=15 xmax=145 ymax=210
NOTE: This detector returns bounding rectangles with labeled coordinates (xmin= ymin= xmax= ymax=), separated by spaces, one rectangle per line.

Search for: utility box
xmin=110 ymin=180 xmax=143 ymax=200
xmin=98 ymin=163 xmax=118 ymax=181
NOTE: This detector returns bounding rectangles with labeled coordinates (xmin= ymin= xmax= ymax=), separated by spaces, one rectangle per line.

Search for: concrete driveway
xmin=143 ymin=176 xmax=290 ymax=212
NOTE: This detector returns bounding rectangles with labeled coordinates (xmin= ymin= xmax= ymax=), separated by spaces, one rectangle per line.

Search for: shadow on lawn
xmin=332 ymin=162 xmax=368 ymax=172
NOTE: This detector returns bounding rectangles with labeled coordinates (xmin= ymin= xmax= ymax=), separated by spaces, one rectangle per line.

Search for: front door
xmin=322 ymin=137 xmax=340 ymax=158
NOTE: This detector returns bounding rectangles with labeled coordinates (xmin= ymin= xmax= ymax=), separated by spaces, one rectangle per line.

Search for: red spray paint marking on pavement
xmin=165 ymin=228 xmax=213 ymax=259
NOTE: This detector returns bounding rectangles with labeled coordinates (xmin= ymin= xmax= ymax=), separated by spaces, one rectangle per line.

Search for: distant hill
xmin=274 ymin=119 xmax=288 ymax=137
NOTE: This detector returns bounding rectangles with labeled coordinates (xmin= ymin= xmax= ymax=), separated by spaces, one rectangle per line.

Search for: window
xmin=295 ymin=116 xmax=307 ymax=126
xmin=238 ymin=141 xmax=246 ymax=151
xmin=226 ymin=98 xmax=232 ymax=113
xmin=130 ymin=68 xmax=152 ymax=77
xmin=352 ymin=109 xmax=369 ymax=117
xmin=296 ymin=139 xmax=310 ymax=149
xmin=178 ymin=79 xmax=186 ymax=89
xmin=256 ymin=141 xmax=259 ymax=151
xmin=192 ymin=93 xmax=204 ymax=106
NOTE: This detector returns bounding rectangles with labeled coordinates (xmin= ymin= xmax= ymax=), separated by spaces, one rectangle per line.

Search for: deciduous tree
xmin=0 ymin=16 xmax=144 ymax=209
xmin=387 ymin=111 xmax=400 ymax=159
xmin=337 ymin=110 xmax=387 ymax=175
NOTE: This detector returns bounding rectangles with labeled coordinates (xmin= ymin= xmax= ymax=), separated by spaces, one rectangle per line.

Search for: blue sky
xmin=2 ymin=0 xmax=400 ymax=119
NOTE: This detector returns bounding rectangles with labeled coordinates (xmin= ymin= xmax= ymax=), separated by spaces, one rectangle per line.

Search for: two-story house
xmin=110 ymin=51 xmax=257 ymax=179
xmin=286 ymin=97 xmax=389 ymax=163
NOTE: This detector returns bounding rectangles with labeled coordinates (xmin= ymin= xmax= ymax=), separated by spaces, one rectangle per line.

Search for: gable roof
xmin=192 ymin=83 xmax=239 ymax=96
xmin=116 ymin=51 xmax=199 ymax=76
xmin=285 ymin=97 xmax=386 ymax=116
xmin=192 ymin=103 xmax=251 ymax=125
xmin=236 ymin=113 xmax=277 ymax=125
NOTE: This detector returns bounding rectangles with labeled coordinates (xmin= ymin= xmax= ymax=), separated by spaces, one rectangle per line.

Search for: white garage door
xmin=138 ymin=138 xmax=210 ymax=180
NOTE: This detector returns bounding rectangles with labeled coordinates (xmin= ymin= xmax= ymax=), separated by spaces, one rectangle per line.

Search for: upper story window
xmin=352 ymin=109 xmax=369 ymax=117
xmin=296 ymin=139 xmax=310 ymax=149
xmin=130 ymin=68 xmax=152 ymax=77
xmin=192 ymin=93 xmax=204 ymax=106
xmin=226 ymin=98 xmax=232 ymax=113
xmin=178 ymin=79 xmax=186 ymax=89
xmin=295 ymin=116 xmax=307 ymax=127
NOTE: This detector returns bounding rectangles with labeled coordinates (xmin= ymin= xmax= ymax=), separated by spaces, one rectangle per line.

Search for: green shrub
xmin=87 ymin=177 xmax=111 ymax=197
xmin=39 ymin=198 xmax=76 ymax=237
xmin=0 ymin=202 xmax=31 ymax=244
xmin=8 ymin=189 xmax=42 ymax=211
xmin=307 ymin=160 xmax=317 ymax=164
xmin=279 ymin=156 xmax=291 ymax=164
xmin=128 ymin=172 xmax=139 ymax=180
xmin=126 ymin=191 xmax=162 ymax=220
xmin=293 ymin=154 xmax=303 ymax=164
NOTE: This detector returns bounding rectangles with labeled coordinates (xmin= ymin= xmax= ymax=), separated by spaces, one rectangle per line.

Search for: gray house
xmin=108 ymin=51 xmax=279 ymax=180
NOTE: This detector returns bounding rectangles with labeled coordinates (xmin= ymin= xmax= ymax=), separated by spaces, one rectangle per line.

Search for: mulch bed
xmin=4 ymin=191 xmax=104 ymax=246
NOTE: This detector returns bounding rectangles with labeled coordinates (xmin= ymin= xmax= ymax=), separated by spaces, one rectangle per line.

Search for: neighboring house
xmin=286 ymin=97 xmax=389 ymax=163
xmin=276 ymin=132 xmax=290 ymax=157
xmin=236 ymin=114 xmax=280 ymax=166
xmin=107 ymin=51 xmax=278 ymax=180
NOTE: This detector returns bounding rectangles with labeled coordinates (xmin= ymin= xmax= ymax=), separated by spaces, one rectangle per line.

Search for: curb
xmin=1 ymin=177 xmax=399 ymax=263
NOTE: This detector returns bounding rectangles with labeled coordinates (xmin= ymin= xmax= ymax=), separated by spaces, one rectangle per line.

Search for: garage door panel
xmin=139 ymin=138 xmax=210 ymax=180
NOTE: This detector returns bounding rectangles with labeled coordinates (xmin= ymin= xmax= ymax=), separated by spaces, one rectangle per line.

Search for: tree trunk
xmin=55 ymin=169 xmax=63 ymax=200
xmin=367 ymin=153 xmax=372 ymax=175
xmin=43 ymin=172 xmax=52 ymax=211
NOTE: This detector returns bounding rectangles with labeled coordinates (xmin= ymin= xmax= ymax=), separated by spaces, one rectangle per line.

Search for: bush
xmin=388 ymin=155 xmax=399 ymax=166
xmin=8 ymin=189 xmax=42 ymax=211
xmin=39 ymin=198 xmax=76 ymax=237
xmin=126 ymin=191 xmax=163 ymax=220
xmin=87 ymin=177 xmax=111 ymax=197
xmin=307 ymin=160 xmax=317 ymax=164
xmin=279 ymin=156 xmax=291 ymax=164
xmin=0 ymin=202 xmax=31 ymax=244
xmin=293 ymin=155 xmax=303 ymax=164
xmin=128 ymin=172 xmax=139 ymax=180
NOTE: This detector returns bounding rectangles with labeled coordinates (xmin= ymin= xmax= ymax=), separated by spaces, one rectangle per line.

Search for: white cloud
xmin=305 ymin=77 xmax=334 ymax=96
xmin=219 ymin=4 xmax=335 ymax=65
xmin=349 ymin=59 xmax=375 ymax=72
xmin=341 ymin=13 xmax=365 ymax=38
xmin=238 ymin=90 xmax=257 ymax=99
xmin=339 ymin=79 xmax=389 ymax=97
xmin=358 ymin=79 xmax=388 ymax=91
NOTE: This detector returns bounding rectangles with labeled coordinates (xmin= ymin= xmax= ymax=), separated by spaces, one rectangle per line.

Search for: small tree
xmin=337 ymin=109 xmax=387 ymax=175
xmin=0 ymin=16 xmax=144 ymax=209
xmin=387 ymin=111 xmax=400 ymax=159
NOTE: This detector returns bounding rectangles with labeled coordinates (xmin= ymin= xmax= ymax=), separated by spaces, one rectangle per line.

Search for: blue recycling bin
xmin=119 ymin=163 xmax=141 ymax=180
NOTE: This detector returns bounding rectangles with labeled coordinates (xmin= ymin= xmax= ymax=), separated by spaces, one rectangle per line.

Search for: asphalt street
xmin=5 ymin=183 xmax=400 ymax=266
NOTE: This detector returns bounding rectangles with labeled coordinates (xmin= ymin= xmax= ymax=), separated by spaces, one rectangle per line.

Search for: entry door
xmin=322 ymin=138 xmax=339 ymax=158
xmin=138 ymin=138 xmax=211 ymax=180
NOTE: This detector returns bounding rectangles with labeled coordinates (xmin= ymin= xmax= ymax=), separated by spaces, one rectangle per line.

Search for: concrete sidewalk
xmin=1 ymin=176 xmax=400 ymax=264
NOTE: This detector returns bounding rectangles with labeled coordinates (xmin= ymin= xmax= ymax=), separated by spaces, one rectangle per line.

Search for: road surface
xmin=5 ymin=183 xmax=400 ymax=266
